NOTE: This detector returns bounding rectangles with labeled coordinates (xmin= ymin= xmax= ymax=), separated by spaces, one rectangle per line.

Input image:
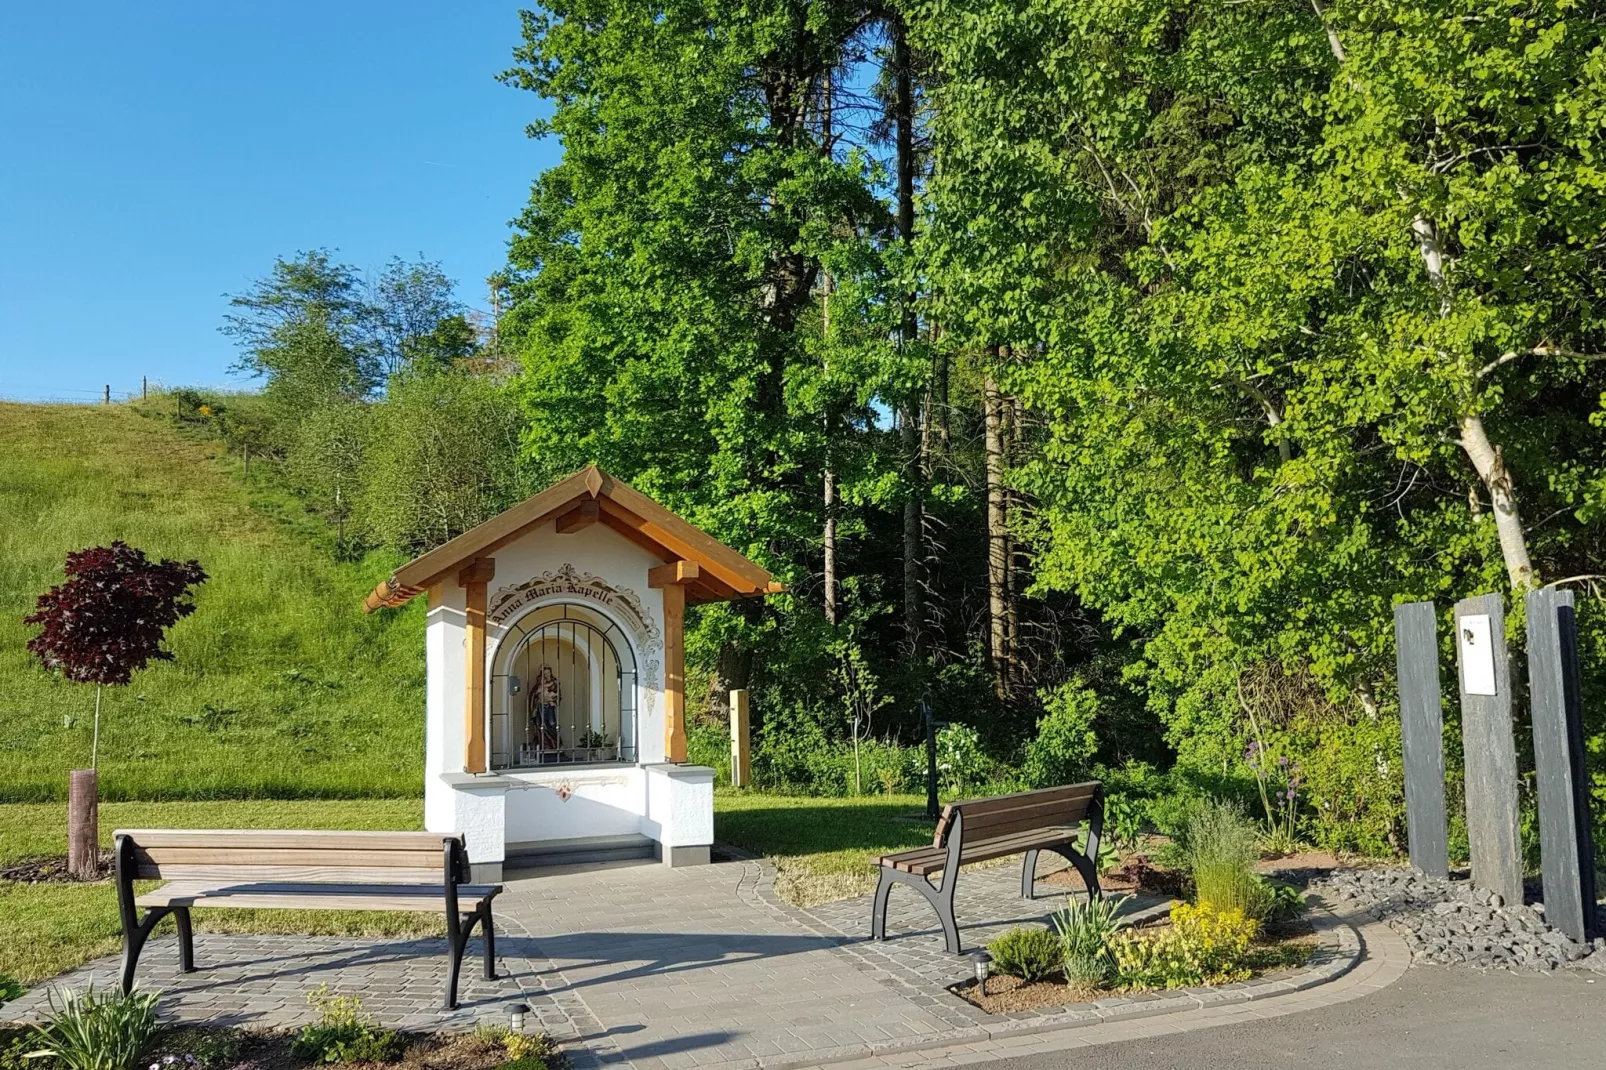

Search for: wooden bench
xmin=870 ymin=782 xmax=1103 ymax=954
xmin=114 ymin=829 xmax=502 ymax=1009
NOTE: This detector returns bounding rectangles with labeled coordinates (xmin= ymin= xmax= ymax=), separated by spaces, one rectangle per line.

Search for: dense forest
xmin=214 ymin=0 xmax=1606 ymax=861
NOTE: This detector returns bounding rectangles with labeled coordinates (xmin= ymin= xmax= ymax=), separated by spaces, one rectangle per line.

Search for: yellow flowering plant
xmin=1110 ymin=902 xmax=1259 ymax=989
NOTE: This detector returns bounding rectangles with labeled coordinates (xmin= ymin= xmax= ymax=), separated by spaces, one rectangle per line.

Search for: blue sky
xmin=0 ymin=2 xmax=556 ymax=402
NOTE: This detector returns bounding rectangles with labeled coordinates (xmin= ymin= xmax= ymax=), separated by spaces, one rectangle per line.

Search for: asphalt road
xmin=985 ymin=967 xmax=1606 ymax=1070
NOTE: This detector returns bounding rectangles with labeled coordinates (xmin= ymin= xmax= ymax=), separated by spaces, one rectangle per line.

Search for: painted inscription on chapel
xmin=489 ymin=564 xmax=661 ymax=660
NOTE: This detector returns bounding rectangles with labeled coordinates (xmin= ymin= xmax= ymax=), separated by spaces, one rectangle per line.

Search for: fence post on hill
xmin=103 ymin=384 xmax=110 ymax=404
xmin=1395 ymin=600 xmax=1449 ymax=878
xmin=1455 ymin=592 xmax=1524 ymax=906
xmin=142 ymin=376 xmax=147 ymax=400
xmin=1525 ymin=587 xmax=1598 ymax=941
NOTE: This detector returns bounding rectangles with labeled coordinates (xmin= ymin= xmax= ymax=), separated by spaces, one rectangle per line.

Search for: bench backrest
xmin=933 ymin=781 xmax=1101 ymax=848
xmin=113 ymin=829 xmax=467 ymax=886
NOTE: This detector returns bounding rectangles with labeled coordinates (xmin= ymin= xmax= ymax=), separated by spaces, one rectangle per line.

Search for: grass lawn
xmin=0 ymin=799 xmax=433 ymax=987
xmin=0 ymin=402 xmax=425 ymax=802
xmin=713 ymin=791 xmax=938 ymax=905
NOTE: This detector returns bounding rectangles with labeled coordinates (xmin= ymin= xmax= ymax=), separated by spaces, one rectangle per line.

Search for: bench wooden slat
xmin=115 ymin=829 xmax=456 ymax=851
xmin=133 ymin=847 xmax=445 ymax=869
xmin=945 ymin=782 xmax=1099 ymax=812
xmin=927 ymin=782 xmax=1099 ymax=847
xmin=953 ymin=800 xmax=1095 ymax=839
xmin=136 ymin=881 xmax=499 ymax=913
xmin=882 ymin=827 xmax=1079 ymax=875
xmin=130 ymin=864 xmax=448 ymax=883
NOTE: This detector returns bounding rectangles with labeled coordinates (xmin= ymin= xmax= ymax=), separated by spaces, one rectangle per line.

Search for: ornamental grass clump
xmin=987 ymin=927 xmax=1063 ymax=982
xmin=1051 ymin=894 xmax=1129 ymax=987
xmin=1110 ymin=902 xmax=1259 ymax=989
xmin=1184 ymin=799 xmax=1261 ymax=917
xmin=23 ymin=987 xmax=160 ymax=1070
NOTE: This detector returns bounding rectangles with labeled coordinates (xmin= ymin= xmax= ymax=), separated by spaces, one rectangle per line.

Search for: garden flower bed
xmin=947 ymin=797 xmax=1334 ymax=1016
xmin=951 ymin=912 xmax=1318 ymax=1014
xmin=2 ymin=986 xmax=563 ymax=1070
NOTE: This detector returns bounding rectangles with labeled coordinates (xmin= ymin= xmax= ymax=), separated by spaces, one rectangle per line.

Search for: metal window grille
xmin=490 ymin=604 xmax=638 ymax=768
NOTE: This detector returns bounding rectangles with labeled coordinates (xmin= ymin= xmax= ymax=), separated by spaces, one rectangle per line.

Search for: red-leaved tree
xmin=25 ymin=542 xmax=207 ymax=765
xmin=25 ymin=542 xmax=206 ymax=877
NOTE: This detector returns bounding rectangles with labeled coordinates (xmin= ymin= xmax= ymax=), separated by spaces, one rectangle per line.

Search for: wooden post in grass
xmin=730 ymin=689 xmax=751 ymax=788
xmin=67 ymin=768 xmax=98 ymax=879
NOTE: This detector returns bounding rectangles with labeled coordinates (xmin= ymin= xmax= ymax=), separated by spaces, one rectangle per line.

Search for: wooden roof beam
xmin=597 ymin=497 xmax=760 ymax=595
xmin=555 ymin=500 xmax=599 ymax=533
xmin=648 ymin=560 xmax=701 ymax=588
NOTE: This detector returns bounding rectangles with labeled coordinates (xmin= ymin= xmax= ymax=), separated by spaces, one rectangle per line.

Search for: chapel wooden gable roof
xmin=362 ymin=465 xmax=780 ymax=612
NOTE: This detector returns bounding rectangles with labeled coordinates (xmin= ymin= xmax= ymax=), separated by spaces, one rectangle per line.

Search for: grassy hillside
xmin=0 ymin=402 xmax=426 ymax=801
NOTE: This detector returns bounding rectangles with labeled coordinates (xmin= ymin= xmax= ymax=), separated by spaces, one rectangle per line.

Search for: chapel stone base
xmin=428 ymin=764 xmax=716 ymax=877
xmin=659 ymin=844 xmax=712 ymax=868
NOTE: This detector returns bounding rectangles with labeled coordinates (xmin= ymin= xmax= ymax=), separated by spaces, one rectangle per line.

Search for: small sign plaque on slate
xmin=1458 ymin=614 xmax=1497 ymax=696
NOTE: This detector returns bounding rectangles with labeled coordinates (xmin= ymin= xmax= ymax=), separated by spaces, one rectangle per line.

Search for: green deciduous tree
xmin=914 ymin=0 xmax=1606 ymax=850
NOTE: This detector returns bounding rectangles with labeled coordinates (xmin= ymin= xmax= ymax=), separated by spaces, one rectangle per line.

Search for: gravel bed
xmin=1309 ymin=866 xmax=1606 ymax=973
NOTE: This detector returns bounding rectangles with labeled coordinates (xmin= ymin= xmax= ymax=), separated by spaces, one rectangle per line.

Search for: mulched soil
xmin=951 ymin=974 xmax=1104 ymax=1014
xmin=0 ymin=853 xmax=112 ymax=884
xmin=1041 ymin=854 xmax=1188 ymax=898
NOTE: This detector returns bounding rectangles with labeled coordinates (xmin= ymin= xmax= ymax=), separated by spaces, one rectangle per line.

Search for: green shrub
xmin=0 ymin=978 xmax=21 ymax=1006
xmin=1253 ymin=879 xmax=1306 ymax=924
xmin=1184 ymin=799 xmax=1261 ymax=916
xmin=289 ymin=987 xmax=402 ymax=1065
xmin=1052 ymin=895 xmax=1128 ymax=987
xmin=987 ymin=927 xmax=1063 ymax=982
xmin=24 ymin=987 xmax=161 ymax=1070
xmin=3 ymin=1032 xmax=36 ymax=1070
xmin=1103 ymin=793 xmax=1145 ymax=853
xmin=686 ymin=723 xmax=732 ymax=785
xmin=936 ymin=724 xmax=989 ymax=796
xmin=1022 ymin=680 xmax=1100 ymax=789
xmin=1111 ymin=902 xmax=1258 ymax=989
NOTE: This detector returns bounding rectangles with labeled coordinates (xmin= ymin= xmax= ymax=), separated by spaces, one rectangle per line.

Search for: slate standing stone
xmin=1455 ymin=592 xmax=1523 ymax=906
xmin=1525 ymin=587 xmax=1598 ymax=941
xmin=1395 ymin=601 xmax=1449 ymax=878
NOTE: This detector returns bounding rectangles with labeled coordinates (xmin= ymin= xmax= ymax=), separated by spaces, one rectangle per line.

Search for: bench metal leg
xmin=870 ymin=867 xmax=961 ymax=954
xmin=444 ymin=910 xmax=475 ymax=1011
xmin=481 ymin=903 xmax=497 ymax=981
xmin=1023 ymin=843 xmax=1105 ymax=902
xmin=445 ymin=905 xmax=498 ymax=1009
xmin=871 ymin=868 xmax=895 ymax=941
xmin=174 ymin=907 xmax=196 ymax=972
xmin=119 ymin=906 xmax=172 ymax=994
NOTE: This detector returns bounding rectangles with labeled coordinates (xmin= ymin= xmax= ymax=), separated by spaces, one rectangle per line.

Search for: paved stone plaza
xmin=2 ymin=856 xmax=1388 ymax=1070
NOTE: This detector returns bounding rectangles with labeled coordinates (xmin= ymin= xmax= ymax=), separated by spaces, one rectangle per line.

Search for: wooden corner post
xmin=730 ymin=689 xmax=751 ymax=788
xmin=460 ymin=558 xmax=496 ymax=774
xmin=650 ymin=560 xmax=700 ymax=764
